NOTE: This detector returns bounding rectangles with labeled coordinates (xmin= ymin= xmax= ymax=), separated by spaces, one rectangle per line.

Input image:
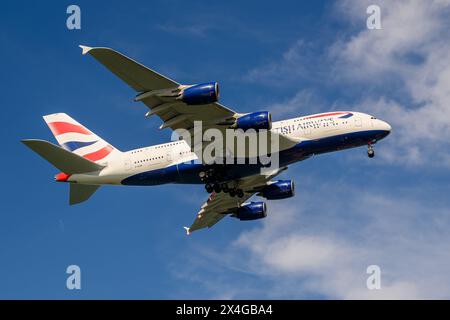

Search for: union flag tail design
xmin=43 ymin=113 xmax=120 ymax=163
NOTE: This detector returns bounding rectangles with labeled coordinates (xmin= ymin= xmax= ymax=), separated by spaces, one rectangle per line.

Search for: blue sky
xmin=1 ymin=0 xmax=450 ymax=299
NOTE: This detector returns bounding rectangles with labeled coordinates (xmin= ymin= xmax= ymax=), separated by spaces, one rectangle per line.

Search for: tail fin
xmin=43 ymin=113 xmax=120 ymax=164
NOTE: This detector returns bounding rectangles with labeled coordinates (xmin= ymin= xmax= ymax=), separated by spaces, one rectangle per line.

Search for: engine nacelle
xmin=235 ymin=111 xmax=272 ymax=130
xmin=260 ymin=180 xmax=295 ymax=200
xmin=233 ymin=202 xmax=267 ymax=221
xmin=180 ymin=82 xmax=219 ymax=105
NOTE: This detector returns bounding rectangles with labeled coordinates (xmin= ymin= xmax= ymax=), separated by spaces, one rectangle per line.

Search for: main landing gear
xmin=204 ymin=182 xmax=245 ymax=198
xmin=367 ymin=144 xmax=375 ymax=158
xmin=200 ymin=171 xmax=244 ymax=198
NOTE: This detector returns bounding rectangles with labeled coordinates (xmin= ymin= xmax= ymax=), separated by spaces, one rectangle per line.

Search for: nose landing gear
xmin=367 ymin=144 xmax=375 ymax=158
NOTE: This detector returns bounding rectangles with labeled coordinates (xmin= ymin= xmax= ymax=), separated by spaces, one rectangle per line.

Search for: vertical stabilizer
xmin=43 ymin=113 xmax=121 ymax=164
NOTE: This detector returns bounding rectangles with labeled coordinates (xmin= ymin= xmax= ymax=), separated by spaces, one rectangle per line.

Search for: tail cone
xmin=55 ymin=172 xmax=71 ymax=182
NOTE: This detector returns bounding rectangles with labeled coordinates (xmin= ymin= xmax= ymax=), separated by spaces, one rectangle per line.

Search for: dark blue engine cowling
xmin=261 ymin=180 xmax=295 ymax=200
xmin=233 ymin=202 xmax=267 ymax=221
xmin=181 ymin=82 xmax=219 ymax=105
xmin=235 ymin=111 xmax=272 ymax=130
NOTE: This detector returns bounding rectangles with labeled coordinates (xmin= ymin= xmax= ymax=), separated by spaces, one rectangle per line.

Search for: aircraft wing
xmin=185 ymin=167 xmax=287 ymax=234
xmin=79 ymin=45 xmax=236 ymax=131
xmin=80 ymin=45 xmax=300 ymax=157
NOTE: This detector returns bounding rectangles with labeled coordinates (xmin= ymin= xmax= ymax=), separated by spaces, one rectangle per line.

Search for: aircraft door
xmin=167 ymin=145 xmax=178 ymax=163
xmin=300 ymin=121 xmax=312 ymax=137
xmin=303 ymin=126 xmax=312 ymax=136
xmin=124 ymin=156 xmax=132 ymax=171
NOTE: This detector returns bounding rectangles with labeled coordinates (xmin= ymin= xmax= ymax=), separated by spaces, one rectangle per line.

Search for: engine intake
xmin=260 ymin=180 xmax=295 ymax=200
xmin=235 ymin=111 xmax=272 ymax=130
xmin=180 ymin=82 xmax=219 ymax=105
xmin=232 ymin=202 xmax=267 ymax=221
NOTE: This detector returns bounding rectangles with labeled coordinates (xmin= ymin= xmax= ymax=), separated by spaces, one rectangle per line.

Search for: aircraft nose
xmin=377 ymin=119 xmax=392 ymax=137
xmin=380 ymin=120 xmax=391 ymax=132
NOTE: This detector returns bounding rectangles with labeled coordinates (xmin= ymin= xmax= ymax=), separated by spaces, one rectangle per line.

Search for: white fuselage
xmin=66 ymin=111 xmax=391 ymax=186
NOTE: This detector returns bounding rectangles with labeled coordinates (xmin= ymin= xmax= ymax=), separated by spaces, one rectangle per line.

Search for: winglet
xmin=79 ymin=45 xmax=92 ymax=55
xmin=183 ymin=226 xmax=191 ymax=236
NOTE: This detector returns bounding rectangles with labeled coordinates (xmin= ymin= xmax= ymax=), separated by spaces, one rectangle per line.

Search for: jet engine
xmin=180 ymin=82 xmax=219 ymax=105
xmin=234 ymin=111 xmax=272 ymax=130
xmin=260 ymin=180 xmax=295 ymax=200
xmin=232 ymin=202 xmax=267 ymax=221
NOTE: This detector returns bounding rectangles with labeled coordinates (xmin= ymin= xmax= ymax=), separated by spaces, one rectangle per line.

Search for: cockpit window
xmin=370 ymin=116 xmax=377 ymax=119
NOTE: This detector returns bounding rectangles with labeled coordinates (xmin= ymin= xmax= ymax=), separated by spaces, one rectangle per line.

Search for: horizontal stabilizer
xmin=70 ymin=183 xmax=100 ymax=205
xmin=21 ymin=139 xmax=104 ymax=174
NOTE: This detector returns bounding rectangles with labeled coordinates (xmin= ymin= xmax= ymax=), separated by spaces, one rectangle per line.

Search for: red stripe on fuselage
xmin=48 ymin=122 xmax=91 ymax=136
xmin=304 ymin=112 xmax=347 ymax=119
xmin=83 ymin=145 xmax=114 ymax=162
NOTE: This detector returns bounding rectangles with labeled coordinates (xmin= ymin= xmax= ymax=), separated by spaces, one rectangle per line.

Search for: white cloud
xmin=246 ymin=0 xmax=450 ymax=167
xmin=176 ymin=181 xmax=450 ymax=299
xmin=238 ymin=233 xmax=345 ymax=274
xmin=332 ymin=0 xmax=446 ymax=79
xmin=172 ymin=0 xmax=450 ymax=300
xmin=267 ymin=89 xmax=325 ymax=119
xmin=331 ymin=0 xmax=450 ymax=166
xmin=244 ymin=40 xmax=321 ymax=86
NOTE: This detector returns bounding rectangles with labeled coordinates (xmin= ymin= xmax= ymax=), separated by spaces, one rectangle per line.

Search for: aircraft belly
xmin=121 ymin=165 xmax=182 ymax=185
xmin=120 ymin=129 xmax=388 ymax=186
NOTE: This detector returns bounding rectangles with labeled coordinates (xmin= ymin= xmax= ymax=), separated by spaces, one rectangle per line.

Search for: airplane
xmin=22 ymin=45 xmax=391 ymax=235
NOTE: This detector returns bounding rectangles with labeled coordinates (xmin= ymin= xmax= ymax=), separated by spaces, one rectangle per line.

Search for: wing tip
xmin=183 ymin=226 xmax=191 ymax=236
xmin=21 ymin=139 xmax=31 ymax=146
xmin=79 ymin=45 xmax=92 ymax=55
xmin=21 ymin=138 xmax=43 ymax=145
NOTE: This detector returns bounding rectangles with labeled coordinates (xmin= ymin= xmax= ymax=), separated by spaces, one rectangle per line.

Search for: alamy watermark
xmin=66 ymin=5 xmax=81 ymax=30
xmin=66 ymin=265 xmax=81 ymax=290
xmin=171 ymin=122 xmax=281 ymax=174
xmin=366 ymin=265 xmax=381 ymax=290
xmin=366 ymin=5 xmax=382 ymax=30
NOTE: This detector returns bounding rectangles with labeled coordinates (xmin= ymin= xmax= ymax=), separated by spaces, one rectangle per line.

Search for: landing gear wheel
xmin=229 ymin=190 xmax=236 ymax=197
xmin=236 ymin=189 xmax=244 ymax=198
xmin=221 ymin=183 xmax=229 ymax=193
xmin=367 ymin=145 xmax=375 ymax=158
xmin=205 ymin=183 xmax=214 ymax=193
xmin=213 ymin=183 xmax=222 ymax=193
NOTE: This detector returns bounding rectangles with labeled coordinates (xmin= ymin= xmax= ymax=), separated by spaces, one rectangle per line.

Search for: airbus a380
xmin=22 ymin=46 xmax=391 ymax=234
